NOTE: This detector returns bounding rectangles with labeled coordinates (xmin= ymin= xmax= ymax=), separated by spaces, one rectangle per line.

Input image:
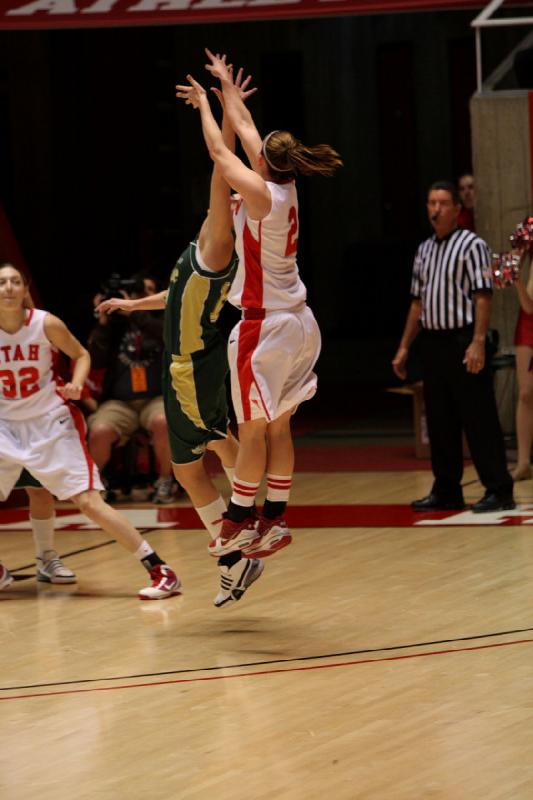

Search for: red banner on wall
xmin=0 ymin=0 xmax=486 ymax=29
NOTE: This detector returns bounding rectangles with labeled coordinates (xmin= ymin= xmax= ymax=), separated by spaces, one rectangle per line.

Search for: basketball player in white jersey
xmin=1 ymin=283 xmax=77 ymax=585
xmin=176 ymin=50 xmax=342 ymax=558
xmin=0 ymin=263 xmax=180 ymax=599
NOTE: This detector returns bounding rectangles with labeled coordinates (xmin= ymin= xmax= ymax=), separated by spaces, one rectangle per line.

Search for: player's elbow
xmin=208 ymin=140 xmax=228 ymax=164
xmin=211 ymin=156 xmax=235 ymax=187
xmin=76 ymin=345 xmax=90 ymax=364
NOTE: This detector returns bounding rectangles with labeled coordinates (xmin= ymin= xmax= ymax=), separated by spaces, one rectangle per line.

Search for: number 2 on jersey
xmin=0 ymin=367 xmax=40 ymax=398
xmin=285 ymin=206 xmax=299 ymax=257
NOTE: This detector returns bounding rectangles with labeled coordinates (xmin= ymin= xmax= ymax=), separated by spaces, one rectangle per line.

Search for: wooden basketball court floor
xmin=2 ymin=448 xmax=533 ymax=800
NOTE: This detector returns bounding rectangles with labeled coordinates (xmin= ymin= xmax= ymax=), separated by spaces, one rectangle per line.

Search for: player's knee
xmin=70 ymin=489 xmax=100 ymax=516
xmin=519 ymin=385 xmax=533 ymax=406
xmin=89 ymin=423 xmax=119 ymax=446
xmin=267 ymin=419 xmax=292 ymax=443
xmin=173 ymin=462 xmax=203 ymax=493
xmin=149 ymin=413 xmax=168 ymax=436
xmin=239 ymin=420 xmax=267 ymax=445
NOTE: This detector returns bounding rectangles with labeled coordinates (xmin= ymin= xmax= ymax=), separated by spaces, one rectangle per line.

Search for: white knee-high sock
xmin=231 ymin=477 xmax=260 ymax=508
xmin=31 ymin=517 xmax=55 ymax=558
xmin=266 ymin=474 xmax=292 ymax=503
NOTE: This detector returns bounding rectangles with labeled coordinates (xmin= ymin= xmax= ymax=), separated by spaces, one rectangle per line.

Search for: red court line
xmin=2 ymin=637 xmax=532 ymax=702
xmin=0 ymin=504 xmax=500 ymax=529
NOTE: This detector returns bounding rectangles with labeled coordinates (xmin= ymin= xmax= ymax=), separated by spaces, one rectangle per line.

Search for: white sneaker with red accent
xmin=241 ymin=516 xmax=292 ymax=559
xmin=138 ymin=564 xmax=181 ymax=600
xmin=0 ymin=563 xmax=14 ymax=590
xmin=208 ymin=515 xmax=260 ymax=558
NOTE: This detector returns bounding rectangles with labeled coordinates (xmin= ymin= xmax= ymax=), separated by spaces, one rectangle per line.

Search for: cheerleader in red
xmin=513 ymin=263 xmax=533 ymax=480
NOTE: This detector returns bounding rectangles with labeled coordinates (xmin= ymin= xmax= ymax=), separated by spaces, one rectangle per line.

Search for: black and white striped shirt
xmin=410 ymin=228 xmax=492 ymax=330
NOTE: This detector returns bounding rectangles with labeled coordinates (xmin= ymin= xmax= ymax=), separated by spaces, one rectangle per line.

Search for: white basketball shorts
xmin=228 ymin=304 xmax=321 ymax=424
xmin=0 ymin=404 xmax=103 ymax=502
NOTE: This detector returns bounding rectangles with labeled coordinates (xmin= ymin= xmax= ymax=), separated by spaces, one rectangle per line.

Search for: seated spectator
xmin=457 ymin=173 xmax=476 ymax=232
xmin=87 ymin=273 xmax=179 ymax=504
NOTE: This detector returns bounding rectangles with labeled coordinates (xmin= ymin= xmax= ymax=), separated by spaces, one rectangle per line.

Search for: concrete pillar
xmin=470 ymin=90 xmax=532 ymax=434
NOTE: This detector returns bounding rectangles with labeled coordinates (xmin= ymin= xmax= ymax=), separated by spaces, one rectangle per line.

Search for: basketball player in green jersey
xmin=97 ymin=69 xmax=263 ymax=608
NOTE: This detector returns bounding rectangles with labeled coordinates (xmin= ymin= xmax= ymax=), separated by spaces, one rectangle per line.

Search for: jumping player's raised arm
xmin=197 ymin=98 xmax=235 ymax=269
xmin=176 ymin=75 xmax=271 ymax=221
xmin=196 ymin=68 xmax=255 ymax=268
xmin=204 ymin=49 xmax=263 ymax=173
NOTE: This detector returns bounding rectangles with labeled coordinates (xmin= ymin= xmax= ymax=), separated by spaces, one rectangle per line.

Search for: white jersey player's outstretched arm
xmin=176 ymin=74 xmax=271 ymax=222
xmin=204 ymin=49 xmax=263 ymax=173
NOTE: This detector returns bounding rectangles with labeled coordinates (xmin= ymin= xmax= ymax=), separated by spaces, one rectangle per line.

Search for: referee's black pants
xmin=420 ymin=326 xmax=512 ymax=500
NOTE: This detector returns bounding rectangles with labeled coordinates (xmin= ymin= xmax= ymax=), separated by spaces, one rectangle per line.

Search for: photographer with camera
xmin=87 ymin=272 xmax=179 ymax=504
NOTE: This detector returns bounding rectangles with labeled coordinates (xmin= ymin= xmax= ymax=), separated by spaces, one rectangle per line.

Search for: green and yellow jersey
xmin=162 ymin=241 xmax=238 ymax=464
xmin=164 ymin=240 xmax=236 ymax=358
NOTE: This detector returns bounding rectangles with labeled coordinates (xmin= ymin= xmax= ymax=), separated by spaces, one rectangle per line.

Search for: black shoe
xmin=411 ymin=493 xmax=465 ymax=511
xmin=471 ymin=492 xmax=516 ymax=513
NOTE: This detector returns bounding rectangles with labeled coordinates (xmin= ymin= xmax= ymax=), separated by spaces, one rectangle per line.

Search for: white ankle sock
xmin=134 ymin=540 xmax=154 ymax=561
xmin=196 ymin=496 xmax=227 ymax=538
xmin=31 ymin=517 xmax=55 ymax=558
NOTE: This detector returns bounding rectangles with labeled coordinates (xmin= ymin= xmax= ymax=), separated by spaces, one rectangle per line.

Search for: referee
xmin=392 ymin=180 xmax=514 ymax=513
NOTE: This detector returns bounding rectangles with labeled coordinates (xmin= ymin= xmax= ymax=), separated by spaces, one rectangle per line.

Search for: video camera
xmin=99 ymin=273 xmax=145 ymax=301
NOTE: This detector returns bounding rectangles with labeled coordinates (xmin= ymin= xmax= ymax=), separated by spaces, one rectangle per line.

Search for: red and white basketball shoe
xmin=208 ymin=514 xmax=260 ymax=558
xmin=138 ymin=564 xmax=181 ymax=600
xmin=241 ymin=516 xmax=292 ymax=559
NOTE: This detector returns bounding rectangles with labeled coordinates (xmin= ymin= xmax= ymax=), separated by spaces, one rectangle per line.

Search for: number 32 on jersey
xmin=0 ymin=367 xmax=40 ymax=398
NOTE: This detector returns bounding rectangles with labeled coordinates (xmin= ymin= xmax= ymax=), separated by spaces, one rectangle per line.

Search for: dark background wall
xmin=0 ymin=12 xmax=526 ymax=413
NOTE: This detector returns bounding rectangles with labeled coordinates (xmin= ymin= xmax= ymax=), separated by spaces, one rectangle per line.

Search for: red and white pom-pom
xmin=491 ymin=251 xmax=521 ymax=288
xmin=510 ymin=216 xmax=533 ymax=252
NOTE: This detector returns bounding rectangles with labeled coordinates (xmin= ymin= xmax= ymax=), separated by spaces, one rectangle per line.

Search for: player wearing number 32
xmin=177 ymin=50 xmax=342 ymax=558
xmin=0 ymin=263 xmax=180 ymax=600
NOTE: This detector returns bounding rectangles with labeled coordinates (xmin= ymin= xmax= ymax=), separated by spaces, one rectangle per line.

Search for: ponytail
xmin=262 ymin=130 xmax=342 ymax=180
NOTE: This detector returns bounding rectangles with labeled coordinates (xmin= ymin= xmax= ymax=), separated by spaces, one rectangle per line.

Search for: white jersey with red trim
xmin=230 ymin=180 xmax=308 ymax=312
xmin=0 ymin=308 xmax=64 ymax=421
